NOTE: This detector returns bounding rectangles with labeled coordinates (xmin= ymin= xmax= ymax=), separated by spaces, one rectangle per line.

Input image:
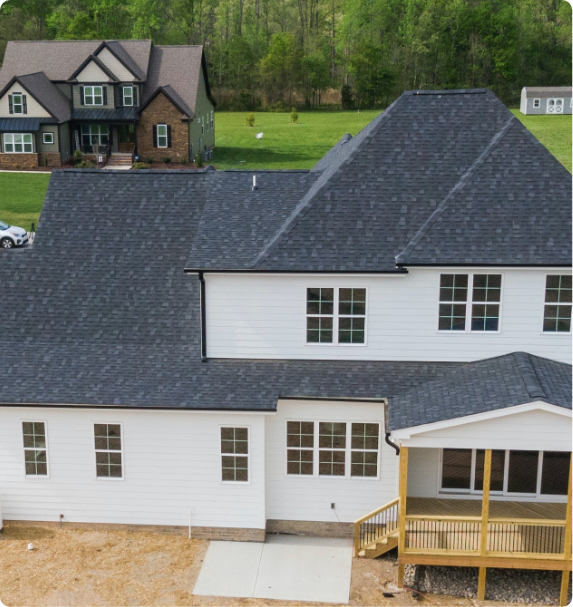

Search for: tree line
xmin=0 ymin=0 xmax=570 ymax=109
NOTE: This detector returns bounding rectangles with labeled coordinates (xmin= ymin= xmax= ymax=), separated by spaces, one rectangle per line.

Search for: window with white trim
xmin=438 ymin=274 xmax=501 ymax=332
xmin=306 ymin=288 xmax=366 ymax=344
xmin=4 ymin=133 xmax=33 ymax=153
xmin=221 ymin=427 xmax=249 ymax=482
xmin=543 ymin=275 xmax=571 ymax=332
xmin=84 ymin=86 xmax=104 ymax=105
xmin=11 ymin=92 xmax=25 ymax=114
xmin=533 ymin=98 xmax=540 ymax=108
xmin=42 ymin=132 xmax=54 ymax=145
xmin=94 ymin=424 xmax=122 ymax=478
xmin=286 ymin=421 xmax=380 ymax=478
xmin=210 ymin=110 xmax=214 ymax=129
xmin=123 ymin=86 xmax=133 ymax=106
xmin=157 ymin=124 xmax=168 ymax=148
xmin=22 ymin=422 xmax=48 ymax=476
xmin=440 ymin=448 xmax=570 ymax=496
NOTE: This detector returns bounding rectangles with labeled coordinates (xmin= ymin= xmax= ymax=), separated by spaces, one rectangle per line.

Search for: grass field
xmin=0 ymin=110 xmax=569 ymax=231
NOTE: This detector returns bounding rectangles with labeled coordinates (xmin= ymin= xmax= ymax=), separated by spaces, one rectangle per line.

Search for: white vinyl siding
xmin=204 ymin=269 xmax=572 ymax=364
xmin=0 ymin=407 xmax=266 ymax=529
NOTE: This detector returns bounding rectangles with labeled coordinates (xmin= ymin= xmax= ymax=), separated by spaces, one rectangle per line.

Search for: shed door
xmin=547 ymin=98 xmax=564 ymax=114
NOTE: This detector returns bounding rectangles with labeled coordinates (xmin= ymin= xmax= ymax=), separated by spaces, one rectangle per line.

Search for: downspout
xmin=384 ymin=401 xmax=400 ymax=455
xmin=199 ymin=272 xmax=207 ymax=362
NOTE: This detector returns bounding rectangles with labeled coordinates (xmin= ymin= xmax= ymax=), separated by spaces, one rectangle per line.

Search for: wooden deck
xmin=407 ymin=497 xmax=567 ymax=520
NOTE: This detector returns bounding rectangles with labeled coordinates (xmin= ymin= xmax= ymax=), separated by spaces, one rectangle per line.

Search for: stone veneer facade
xmin=38 ymin=152 xmax=63 ymax=168
xmin=137 ymin=92 xmax=190 ymax=163
xmin=0 ymin=153 xmax=39 ymax=169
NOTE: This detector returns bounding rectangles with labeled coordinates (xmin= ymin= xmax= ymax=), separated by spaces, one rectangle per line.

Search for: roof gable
xmin=69 ymin=54 xmax=118 ymax=82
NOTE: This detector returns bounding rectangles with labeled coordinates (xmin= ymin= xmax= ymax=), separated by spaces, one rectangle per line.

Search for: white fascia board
xmin=391 ymin=400 xmax=571 ymax=441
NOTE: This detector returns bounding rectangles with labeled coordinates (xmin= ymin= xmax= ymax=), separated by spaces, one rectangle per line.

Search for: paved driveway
xmin=193 ymin=534 xmax=353 ymax=603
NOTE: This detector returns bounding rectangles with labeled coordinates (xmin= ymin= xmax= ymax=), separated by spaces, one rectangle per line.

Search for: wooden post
xmin=559 ymin=454 xmax=572 ymax=606
xmin=477 ymin=449 xmax=492 ymax=601
xmin=397 ymin=446 xmax=409 ymax=588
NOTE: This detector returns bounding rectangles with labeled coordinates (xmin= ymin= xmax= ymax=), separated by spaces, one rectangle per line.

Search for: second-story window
xmin=439 ymin=274 xmax=501 ymax=332
xmin=543 ymin=275 xmax=572 ymax=332
xmin=306 ymin=288 xmax=366 ymax=344
xmin=10 ymin=92 xmax=26 ymax=114
xmin=22 ymin=422 xmax=48 ymax=476
xmin=123 ymin=86 xmax=134 ymax=106
xmin=84 ymin=86 xmax=104 ymax=105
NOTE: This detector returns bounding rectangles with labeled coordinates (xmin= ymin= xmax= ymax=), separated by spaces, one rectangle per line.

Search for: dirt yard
xmin=0 ymin=524 xmax=517 ymax=607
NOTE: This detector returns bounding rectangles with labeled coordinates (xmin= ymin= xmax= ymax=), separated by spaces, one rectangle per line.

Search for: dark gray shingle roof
xmin=388 ymin=352 xmax=572 ymax=430
xmin=0 ymin=170 xmax=454 ymax=410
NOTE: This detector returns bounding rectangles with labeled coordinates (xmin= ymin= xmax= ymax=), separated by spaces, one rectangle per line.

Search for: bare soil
xmin=0 ymin=525 xmax=520 ymax=607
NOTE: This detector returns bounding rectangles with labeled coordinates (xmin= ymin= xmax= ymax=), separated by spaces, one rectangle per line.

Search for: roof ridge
xmin=395 ymin=115 xmax=516 ymax=265
xmin=250 ymin=94 xmax=408 ymax=269
xmin=513 ymin=352 xmax=546 ymax=400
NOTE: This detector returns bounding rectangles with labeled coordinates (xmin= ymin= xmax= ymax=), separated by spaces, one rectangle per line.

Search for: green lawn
xmin=212 ymin=110 xmax=381 ymax=170
xmin=0 ymin=109 xmax=569 ymax=230
xmin=511 ymin=110 xmax=572 ymax=173
xmin=0 ymin=172 xmax=51 ymax=232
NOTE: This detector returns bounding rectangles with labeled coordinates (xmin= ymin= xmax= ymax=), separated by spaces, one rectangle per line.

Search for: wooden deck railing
xmin=354 ymin=497 xmax=399 ymax=554
xmin=404 ymin=514 xmax=568 ymax=558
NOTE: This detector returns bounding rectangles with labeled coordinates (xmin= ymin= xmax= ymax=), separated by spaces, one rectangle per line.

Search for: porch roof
xmin=388 ymin=352 xmax=572 ymax=431
xmin=0 ymin=117 xmax=57 ymax=132
xmin=71 ymin=107 xmax=137 ymax=122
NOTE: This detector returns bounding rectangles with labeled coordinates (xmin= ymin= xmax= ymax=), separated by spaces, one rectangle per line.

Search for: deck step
xmin=359 ymin=532 xmax=399 ymax=559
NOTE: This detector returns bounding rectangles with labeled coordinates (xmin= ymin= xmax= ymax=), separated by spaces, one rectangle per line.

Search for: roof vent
xmin=252 ymin=175 xmax=258 ymax=191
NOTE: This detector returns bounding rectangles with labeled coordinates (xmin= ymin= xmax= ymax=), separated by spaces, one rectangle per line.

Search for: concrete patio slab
xmin=192 ymin=534 xmax=353 ymax=604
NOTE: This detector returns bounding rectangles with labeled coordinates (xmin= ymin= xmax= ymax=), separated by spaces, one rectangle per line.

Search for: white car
xmin=0 ymin=220 xmax=29 ymax=249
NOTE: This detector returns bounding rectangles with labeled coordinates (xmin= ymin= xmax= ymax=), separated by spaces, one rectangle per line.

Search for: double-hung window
xmin=438 ymin=274 xmax=501 ymax=332
xmin=11 ymin=92 xmax=25 ymax=114
xmin=306 ymin=288 xmax=366 ymax=344
xmin=94 ymin=424 xmax=123 ymax=478
xmin=543 ymin=275 xmax=571 ymax=332
xmin=3 ymin=133 xmax=33 ymax=153
xmin=123 ymin=86 xmax=134 ymax=106
xmin=221 ymin=427 xmax=249 ymax=482
xmin=156 ymin=124 xmax=168 ymax=148
xmin=84 ymin=86 xmax=104 ymax=105
xmin=287 ymin=421 xmax=380 ymax=478
xmin=22 ymin=422 xmax=48 ymax=476
xmin=441 ymin=448 xmax=570 ymax=497
xmin=533 ymin=98 xmax=540 ymax=108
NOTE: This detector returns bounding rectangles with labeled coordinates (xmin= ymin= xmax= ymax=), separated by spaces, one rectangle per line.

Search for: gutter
xmin=384 ymin=401 xmax=400 ymax=455
xmin=199 ymin=271 xmax=207 ymax=362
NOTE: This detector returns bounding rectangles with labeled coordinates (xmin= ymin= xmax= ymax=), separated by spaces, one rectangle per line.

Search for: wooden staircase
xmin=354 ymin=497 xmax=400 ymax=559
xmin=105 ymin=153 xmax=133 ymax=169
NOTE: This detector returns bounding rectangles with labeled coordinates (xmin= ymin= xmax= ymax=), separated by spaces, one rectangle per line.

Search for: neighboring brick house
xmin=0 ymin=40 xmax=216 ymax=168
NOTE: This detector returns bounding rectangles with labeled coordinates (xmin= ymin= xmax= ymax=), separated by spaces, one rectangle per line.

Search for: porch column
xmin=559 ymin=453 xmax=572 ymax=607
xmin=478 ymin=449 xmax=492 ymax=601
xmin=397 ymin=445 xmax=409 ymax=588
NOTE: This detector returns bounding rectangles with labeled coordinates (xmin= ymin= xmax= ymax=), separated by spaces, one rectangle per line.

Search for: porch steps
xmin=358 ymin=532 xmax=398 ymax=559
xmin=105 ymin=153 xmax=133 ymax=169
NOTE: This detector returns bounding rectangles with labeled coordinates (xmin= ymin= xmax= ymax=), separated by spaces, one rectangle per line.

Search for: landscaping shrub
xmin=195 ymin=153 xmax=203 ymax=168
xmin=73 ymin=149 xmax=83 ymax=162
xmin=179 ymin=157 xmax=188 ymax=165
xmin=75 ymin=160 xmax=96 ymax=169
xmin=246 ymin=112 xmax=255 ymax=127
xmin=161 ymin=157 xmax=172 ymax=164
xmin=132 ymin=162 xmax=150 ymax=170
xmin=144 ymin=156 xmax=154 ymax=164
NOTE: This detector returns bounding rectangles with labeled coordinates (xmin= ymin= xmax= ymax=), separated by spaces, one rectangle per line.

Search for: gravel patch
xmin=404 ymin=565 xmax=572 ymax=604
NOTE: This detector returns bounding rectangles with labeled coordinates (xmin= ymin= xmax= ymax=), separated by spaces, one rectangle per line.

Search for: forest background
xmin=0 ymin=0 xmax=571 ymax=109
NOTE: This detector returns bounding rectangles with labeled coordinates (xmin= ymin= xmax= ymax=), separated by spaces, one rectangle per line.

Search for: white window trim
xmin=94 ymin=422 xmax=124 ymax=481
xmin=438 ymin=448 xmax=569 ymax=500
xmin=305 ymin=287 xmax=368 ymax=346
xmin=285 ymin=420 xmax=381 ymax=480
xmin=547 ymin=98 xmax=564 ymax=114
xmin=541 ymin=274 xmax=572 ymax=334
xmin=3 ymin=132 xmax=34 ymax=153
xmin=84 ymin=85 xmax=104 ymax=106
xmin=533 ymin=98 xmax=540 ymax=108
xmin=220 ymin=425 xmax=250 ymax=484
xmin=210 ymin=111 xmax=214 ymax=129
xmin=123 ymin=86 xmax=134 ymax=106
xmin=157 ymin=123 xmax=168 ymax=148
xmin=12 ymin=92 xmax=24 ymax=114
xmin=42 ymin=132 xmax=54 ymax=145
xmin=22 ymin=420 xmax=50 ymax=479
xmin=437 ymin=272 xmax=504 ymax=334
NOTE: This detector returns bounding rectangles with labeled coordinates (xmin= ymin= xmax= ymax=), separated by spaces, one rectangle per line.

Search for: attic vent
xmin=252 ymin=175 xmax=258 ymax=191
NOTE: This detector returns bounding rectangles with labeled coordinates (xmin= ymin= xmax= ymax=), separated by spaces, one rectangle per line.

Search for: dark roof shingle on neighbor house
xmin=387 ymin=352 xmax=572 ymax=431
xmin=9 ymin=72 xmax=71 ymax=122
xmin=0 ymin=170 xmax=455 ymax=410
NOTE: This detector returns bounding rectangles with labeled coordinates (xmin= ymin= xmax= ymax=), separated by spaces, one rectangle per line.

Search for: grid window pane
xmin=351 ymin=423 xmax=379 ymax=450
xmin=287 ymin=449 xmax=314 ymax=475
xmin=22 ymin=422 xmax=48 ymax=476
xmin=544 ymin=276 xmax=572 ymax=332
xmin=306 ymin=316 xmax=333 ymax=343
xmin=338 ymin=317 xmax=365 ymax=343
xmin=306 ymin=288 xmax=334 ymax=315
xmin=472 ymin=274 xmax=501 ymax=302
xmin=442 ymin=449 xmax=472 ymax=489
xmin=96 ymin=451 xmax=123 ymax=477
xmin=319 ymin=449 xmax=345 ymax=476
xmin=439 ymin=274 xmax=468 ymax=302
xmin=471 ymin=304 xmax=500 ymax=331
xmin=351 ymin=451 xmax=378 ymax=477
xmin=439 ymin=275 xmax=468 ymax=330
xmin=339 ymin=288 xmax=366 ymax=315
xmin=439 ymin=304 xmax=466 ymax=330
xmin=541 ymin=452 xmax=570 ymax=496
xmin=287 ymin=421 xmax=314 ymax=448
xmin=471 ymin=275 xmax=501 ymax=331
xmin=221 ymin=428 xmax=249 ymax=482
xmin=319 ymin=422 xmax=346 ymax=449
xmin=24 ymin=449 xmax=47 ymax=475
xmin=94 ymin=424 xmax=122 ymax=478
xmin=507 ymin=451 xmax=538 ymax=494
xmin=474 ymin=450 xmax=506 ymax=492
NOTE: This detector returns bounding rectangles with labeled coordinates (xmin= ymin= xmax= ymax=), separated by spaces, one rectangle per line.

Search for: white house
xmin=0 ymin=88 xmax=571 ymax=600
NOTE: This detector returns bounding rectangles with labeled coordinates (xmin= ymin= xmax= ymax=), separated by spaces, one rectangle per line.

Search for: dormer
xmin=69 ymin=54 xmax=118 ymax=83
xmin=95 ymin=45 xmax=139 ymax=82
